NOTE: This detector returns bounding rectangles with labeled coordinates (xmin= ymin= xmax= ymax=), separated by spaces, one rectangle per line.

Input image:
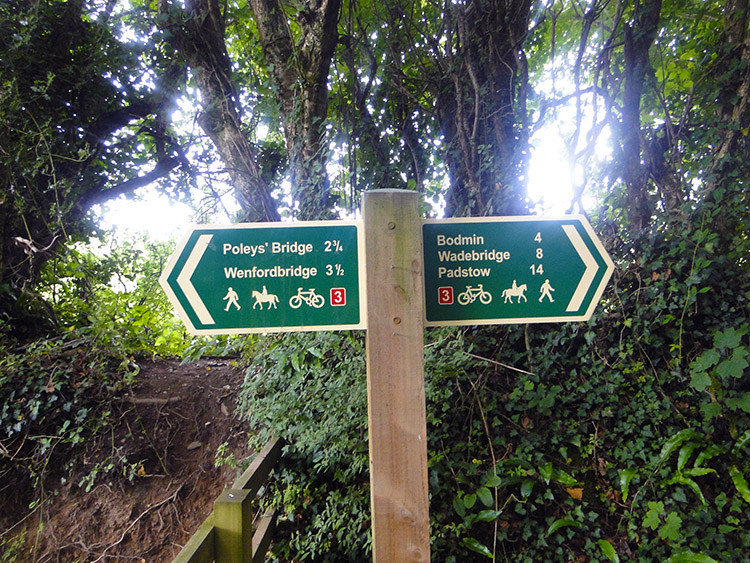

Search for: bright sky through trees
xmin=95 ymin=193 xmax=194 ymax=241
xmin=98 ymin=131 xmax=579 ymax=242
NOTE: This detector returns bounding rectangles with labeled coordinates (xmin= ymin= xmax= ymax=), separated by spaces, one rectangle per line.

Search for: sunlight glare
xmin=527 ymin=134 xmax=574 ymax=214
xmin=95 ymin=190 xmax=194 ymax=241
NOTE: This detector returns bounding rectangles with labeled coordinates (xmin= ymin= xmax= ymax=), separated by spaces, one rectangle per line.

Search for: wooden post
xmin=363 ymin=189 xmax=430 ymax=562
xmin=214 ymin=489 xmax=254 ymax=563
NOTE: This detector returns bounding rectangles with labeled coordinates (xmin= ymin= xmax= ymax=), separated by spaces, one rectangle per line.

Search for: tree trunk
xmin=160 ymin=0 xmax=280 ymax=223
xmin=438 ymin=0 xmax=533 ymax=218
xmin=711 ymin=0 xmax=750 ymax=172
xmin=617 ymin=0 xmax=662 ymax=230
xmin=249 ymin=0 xmax=341 ymax=220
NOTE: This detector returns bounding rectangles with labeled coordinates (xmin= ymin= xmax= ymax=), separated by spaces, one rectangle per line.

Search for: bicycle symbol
xmin=289 ymin=287 xmax=325 ymax=309
xmin=457 ymin=284 xmax=492 ymax=305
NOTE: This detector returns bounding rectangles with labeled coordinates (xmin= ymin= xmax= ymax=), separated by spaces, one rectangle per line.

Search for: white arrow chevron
xmin=562 ymin=225 xmax=598 ymax=313
xmin=177 ymin=234 xmax=215 ymax=325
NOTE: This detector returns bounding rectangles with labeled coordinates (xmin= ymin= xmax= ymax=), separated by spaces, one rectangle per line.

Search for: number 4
xmin=534 ymin=232 xmax=542 ymax=243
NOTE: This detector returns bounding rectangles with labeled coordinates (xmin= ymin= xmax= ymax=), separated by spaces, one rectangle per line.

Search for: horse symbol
xmin=252 ymin=286 xmax=279 ymax=310
xmin=502 ymin=281 xmax=528 ymax=303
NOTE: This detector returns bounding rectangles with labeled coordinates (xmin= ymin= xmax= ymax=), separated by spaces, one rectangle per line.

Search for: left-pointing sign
xmin=160 ymin=221 xmax=366 ymax=334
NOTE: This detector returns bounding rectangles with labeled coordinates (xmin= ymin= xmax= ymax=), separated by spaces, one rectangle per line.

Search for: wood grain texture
xmin=364 ymin=190 xmax=430 ymax=562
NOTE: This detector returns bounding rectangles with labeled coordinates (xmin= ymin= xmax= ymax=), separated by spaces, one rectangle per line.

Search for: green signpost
xmin=160 ymin=221 xmax=365 ymax=334
xmin=422 ymin=216 xmax=614 ymax=326
xmin=160 ymin=202 xmax=615 ymax=563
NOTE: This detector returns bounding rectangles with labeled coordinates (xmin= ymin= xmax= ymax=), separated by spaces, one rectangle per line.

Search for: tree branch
xmin=79 ymin=157 xmax=182 ymax=210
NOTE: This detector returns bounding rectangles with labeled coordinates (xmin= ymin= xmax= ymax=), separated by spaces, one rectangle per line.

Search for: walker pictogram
xmin=539 ymin=279 xmax=555 ymax=303
xmin=223 ymin=287 xmax=241 ymax=311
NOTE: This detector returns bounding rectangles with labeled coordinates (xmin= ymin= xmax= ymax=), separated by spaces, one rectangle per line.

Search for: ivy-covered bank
xmin=239 ymin=198 xmax=750 ymax=562
xmin=0 ymin=236 xmax=189 ymax=512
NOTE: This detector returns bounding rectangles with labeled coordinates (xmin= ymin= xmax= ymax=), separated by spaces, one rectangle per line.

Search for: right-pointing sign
xmin=422 ymin=216 xmax=614 ymax=326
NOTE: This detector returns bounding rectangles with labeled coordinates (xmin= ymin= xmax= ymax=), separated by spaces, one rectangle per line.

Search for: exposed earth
xmin=1 ymin=358 xmax=253 ymax=562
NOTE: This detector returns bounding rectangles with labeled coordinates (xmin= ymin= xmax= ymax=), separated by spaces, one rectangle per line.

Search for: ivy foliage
xmin=0 ymin=234 xmax=190 ymax=508
xmin=237 ymin=190 xmax=749 ymax=562
xmin=0 ymin=330 xmax=137 ymax=508
xmin=238 ymin=331 xmax=370 ymax=561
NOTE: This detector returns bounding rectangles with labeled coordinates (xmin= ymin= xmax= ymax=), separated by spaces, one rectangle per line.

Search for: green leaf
xmin=547 ymin=515 xmax=581 ymax=536
xmin=643 ymin=501 xmax=664 ymax=530
xmin=475 ymin=509 xmax=502 ymax=522
xmin=461 ymin=537 xmax=493 ymax=558
xmin=308 ymin=347 xmax=325 ymax=359
xmin=476 ymin=486 xmax=493 ymax=507
xmin=520 ymin=478 xmax=535 ymax=499
xmin=733 ymin=429 xmax=750 ymax=452
xmin=619 ymin=468 xmax=637 ymax=502
xmin=552 ymin=467 xmax=581 ymax=487
xmin=463 ymin=493 xmax=477 ymax=509
xmin=665 ymin=552 xmax=720 ymax=563
xmin=728 ymin=465 xmax=750 ymax=504
xmin=682 ymin=467 xmax=717 ymax=478
xmin=714 ymin=328 xmax=742 ymax=349
xmin=658 ymin=430 xmax=701 ymax=464
xmin=693 ymin=444 xmax=722 ymax=467
xmin=291 ymin=353 xmax=302 ymax=373
xmin=453 ymin=496 xmax=466 ymax=517
xmin=679 ymin=476 xmax=707 ymax=505
xmin=716 ymin=355 xmax=748 ymax=379
xmin=733 ymin=392 xmax=750 ymax=413
xmin=658 ymin=511 xmax=683 ymax=541
xmin=691 ymin=349 xmax=720 ymax=372
xmin=689 ymin=371 xmax=712 ymax=392
xmin=677 ymin=442 xmax=700 ymax=471
xmin=539 ymin=461 xmax=553 ymax=484
xmin=700 ymin=402 xmax=722 ymax=419
xmin=597 ymin=539 xmax=620 ymax=563
xmin=485 ymin=473 xmax=502 ymax=487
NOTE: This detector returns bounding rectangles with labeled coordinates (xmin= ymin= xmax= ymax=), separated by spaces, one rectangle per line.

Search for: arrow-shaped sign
xmin=422 ymin=216 xmax=614 ymax=326
xmin=176 ymin=233 xmax=215 ymax=325
xmin=562 ymin=224 xmax=598 ymax=313
xmin=160 ymin=221 xmax=366 ymax=335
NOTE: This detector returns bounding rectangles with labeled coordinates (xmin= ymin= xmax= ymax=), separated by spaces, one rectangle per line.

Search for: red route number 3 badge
xmin=330 ymin=288 xmax=347 ymax=306
xmin=438 ymin=286 xmax=454 ymax=305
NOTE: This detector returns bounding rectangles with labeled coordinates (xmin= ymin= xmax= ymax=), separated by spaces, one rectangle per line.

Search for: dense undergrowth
xmin=0 ymin=234 xmax=191 ymax=554
xmin=239 ymin=195 xmax=750 ymax=562
xmin=0 ymin=332 xmax=136 ymax=506
xmin=2 ymin=195 xmax=749 ymax=561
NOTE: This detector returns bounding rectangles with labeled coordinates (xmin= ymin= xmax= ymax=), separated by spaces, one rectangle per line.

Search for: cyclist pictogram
xmin=289 ymin=287 xmax=325 ymax=309
xmin=457 ymin=284 xmax=492 ymax=305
